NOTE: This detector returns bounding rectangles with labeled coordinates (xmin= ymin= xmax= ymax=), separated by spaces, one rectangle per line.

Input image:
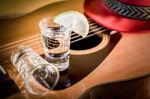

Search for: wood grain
xmin=0 ymin=0 xmax=150 ymax=98
xmin=33 ymin=32 xmax=150 ymax=99
xmin=5 ymin=32 xmax=150 ymax=99
xmin=0 ymin=0 xmax=84 ymax=46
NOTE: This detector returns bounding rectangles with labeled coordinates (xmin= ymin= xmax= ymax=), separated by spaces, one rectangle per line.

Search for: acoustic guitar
xmin=0 ymin=0 xmax=150 ymax=99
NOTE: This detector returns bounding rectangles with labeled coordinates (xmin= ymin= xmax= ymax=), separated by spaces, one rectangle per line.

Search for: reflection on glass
xmin=39 ymin=17 xmax=71 ymax=71
xmin=11 ymin=46 xmax=59 ymax=95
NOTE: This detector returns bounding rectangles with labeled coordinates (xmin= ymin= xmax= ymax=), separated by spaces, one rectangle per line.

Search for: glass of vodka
xmin=11 ymin=46 xmax=59 ymax=95
xmin=39 ymin=17 xmax=71 ymax=71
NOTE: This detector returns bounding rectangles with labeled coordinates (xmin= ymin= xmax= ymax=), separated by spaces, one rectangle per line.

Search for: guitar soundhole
xmin=70 ymin=35 xmax=102 ymax=50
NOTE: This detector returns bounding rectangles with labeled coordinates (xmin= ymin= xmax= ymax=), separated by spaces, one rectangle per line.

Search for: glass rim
xmin=39 ymin=16 xmax=72 ymax=34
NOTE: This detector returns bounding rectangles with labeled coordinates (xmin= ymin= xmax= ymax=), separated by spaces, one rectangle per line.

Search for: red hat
xmin=84 ymin=0 xmax=150 ymax=33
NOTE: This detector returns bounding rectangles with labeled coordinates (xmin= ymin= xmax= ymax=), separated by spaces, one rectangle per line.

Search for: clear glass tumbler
xmin=39 ymin=17 xmax=71 ymax=71
xmin=11 ymin=46 xmax=59 ymax=95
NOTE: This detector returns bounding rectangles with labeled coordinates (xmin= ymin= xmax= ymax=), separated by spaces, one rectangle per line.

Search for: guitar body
xmin=0 ymin=0 xmax=67 ymax=19
xmin=0 ymin=0 xmax=150 ymax=99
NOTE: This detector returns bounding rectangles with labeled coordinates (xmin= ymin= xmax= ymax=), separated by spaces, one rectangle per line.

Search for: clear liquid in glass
xmin=39 ymin=17 xmax=71 ymax=71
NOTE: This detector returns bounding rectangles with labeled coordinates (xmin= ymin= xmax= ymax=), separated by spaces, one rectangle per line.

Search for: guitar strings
xmin=0 ymin=20 xmax=109 ymax=52
xmin=0 ymin=18 xmax=111 ymax=63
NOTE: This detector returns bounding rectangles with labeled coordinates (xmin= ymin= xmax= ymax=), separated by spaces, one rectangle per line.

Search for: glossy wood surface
xmin=80 ymin=75 xmax=150 ymax=99
xmin=5 ymin=34 xmax=119 ymax=99
xmin=0 ymin=0 xmax=150 ymax=99
xmin=39 ymin=32 xmax=150 ymax=99
xmin=0 ymin=0 xmax=84 ymax=63
xmin=0 ymin=0 xmax=84 ymax=46
xmin=5 ymin=32 xmax=150 ymax=99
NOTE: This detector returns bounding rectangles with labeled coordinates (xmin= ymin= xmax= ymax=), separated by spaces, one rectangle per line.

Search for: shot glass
xmin=11 ymin=46 xmax=59 ymax=95
xmin=39 ymin=17 xmax=71 ymax=71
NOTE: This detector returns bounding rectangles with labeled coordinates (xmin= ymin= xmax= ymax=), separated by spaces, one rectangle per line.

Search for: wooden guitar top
xmin=0 ymin=0 xmax=150 ymax=99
